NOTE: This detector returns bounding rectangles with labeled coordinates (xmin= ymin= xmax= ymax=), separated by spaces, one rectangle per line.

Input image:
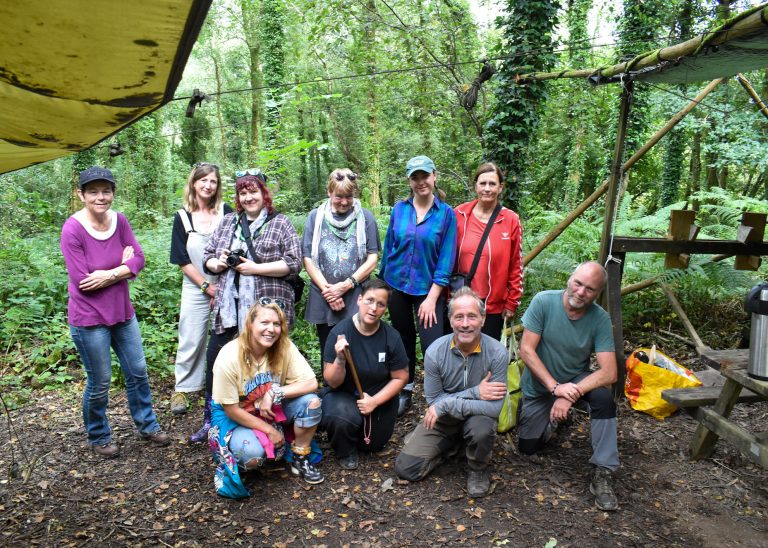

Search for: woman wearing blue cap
xmin=379 ymin=156 xmax=457 ymax=415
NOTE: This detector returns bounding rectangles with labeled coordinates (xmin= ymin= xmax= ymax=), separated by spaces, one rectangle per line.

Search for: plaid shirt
xmin=203 ymin=212 xmax=302 ymax=329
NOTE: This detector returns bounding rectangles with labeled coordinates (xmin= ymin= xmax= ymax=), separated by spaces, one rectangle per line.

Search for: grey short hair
xmin=447 ymin=286 xmax=486 ymax=318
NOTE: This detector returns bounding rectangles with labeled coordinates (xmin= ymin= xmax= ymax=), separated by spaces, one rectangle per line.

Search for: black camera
xmin=226 ymin=249 xmax=247 ymax=268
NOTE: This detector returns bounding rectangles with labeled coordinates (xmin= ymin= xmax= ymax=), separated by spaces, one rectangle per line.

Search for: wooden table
xmin=688 ymin=365 xmax=767 ymax=467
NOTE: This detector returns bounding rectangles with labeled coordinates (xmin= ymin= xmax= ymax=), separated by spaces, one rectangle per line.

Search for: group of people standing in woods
xmin=61 ymin=156 xmax=619 ymax=510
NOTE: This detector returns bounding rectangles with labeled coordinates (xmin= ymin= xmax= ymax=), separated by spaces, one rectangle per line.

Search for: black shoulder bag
xmin=239 ymin=212 xmax=305 ymax=303
xmin=449 ymin=204 xmax=502 ymax=293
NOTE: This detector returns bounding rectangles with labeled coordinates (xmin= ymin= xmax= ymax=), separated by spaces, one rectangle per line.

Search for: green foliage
xmin=485 ymin=0 xmax=559 ymax=211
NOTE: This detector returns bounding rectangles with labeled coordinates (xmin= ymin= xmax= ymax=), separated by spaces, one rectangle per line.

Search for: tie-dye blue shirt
xmin=380 ymin=195 xmax=457 ymax=296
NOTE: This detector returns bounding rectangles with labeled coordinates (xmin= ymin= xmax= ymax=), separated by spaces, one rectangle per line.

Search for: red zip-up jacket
xmin=454 ymin=200 xmax=523 ymax=315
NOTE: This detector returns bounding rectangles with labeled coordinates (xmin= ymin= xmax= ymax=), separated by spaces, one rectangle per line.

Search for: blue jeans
xmin=69 ymin=316 xmax=162 ymax=445
xmin=227 ymin=393 xmax=321 ymax=468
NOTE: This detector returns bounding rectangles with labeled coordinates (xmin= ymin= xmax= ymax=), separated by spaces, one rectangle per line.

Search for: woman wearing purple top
xmin=61 ymin=167 xmax=169 ymax=459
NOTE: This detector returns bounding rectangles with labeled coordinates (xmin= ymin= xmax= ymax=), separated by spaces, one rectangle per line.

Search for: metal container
xmin=745 ymin=282 xmax=768 ymax=380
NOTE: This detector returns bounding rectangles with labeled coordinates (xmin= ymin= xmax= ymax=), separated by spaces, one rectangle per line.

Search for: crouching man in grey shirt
xmin=394 ymin=287 xmax=508 ymax=498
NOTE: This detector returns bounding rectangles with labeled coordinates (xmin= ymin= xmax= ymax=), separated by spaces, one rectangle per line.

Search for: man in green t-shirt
xmin=518 ymin=261 xmax=619 ymax=511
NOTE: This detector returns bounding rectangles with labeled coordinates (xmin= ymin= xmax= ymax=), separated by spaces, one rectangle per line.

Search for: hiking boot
xmin=339 ymin=451 xmax=359 ymax=470
xmin=291 ymin=454 xmax=325 ymax=484
xmin=397 ymin=390 xmax=412 ymax=417
xmin=140 ymin=430 xmax=171 ymax=447
xmin=170 ymin=392 xmax=188 ymax=415
xmin=91 ymin=442 xmax=120 ymax=459
xmin=520 ymin=452 xmax=545 ymax=465
xmin=590 ymin=467 xmax=618 ymax=511
xmin=467 ymin=468 xmax=490 ymax=498
xmin=190 ymin=393 xmax=212 ymax=444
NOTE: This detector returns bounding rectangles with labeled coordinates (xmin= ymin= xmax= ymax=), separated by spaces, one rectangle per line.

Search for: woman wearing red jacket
xmin=454 ymin=162 xmax=523 ymax=339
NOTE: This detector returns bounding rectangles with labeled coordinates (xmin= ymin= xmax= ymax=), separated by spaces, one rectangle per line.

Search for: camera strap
xmin=239 ymin=210 xmax=277 ymax=262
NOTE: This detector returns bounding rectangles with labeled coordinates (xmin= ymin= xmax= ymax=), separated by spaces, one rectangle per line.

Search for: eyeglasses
xmin=194 ymin=162 xmax=219 ymax=169
xmin=259 ymin=297 xmax=286 ymax=310
xmin=236 ymin=168 xmax=267 ymax=181
xmin=334 ymin=172 xmax=357 ymax=182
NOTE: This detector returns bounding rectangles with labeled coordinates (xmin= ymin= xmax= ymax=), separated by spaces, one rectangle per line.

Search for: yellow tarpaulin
xmin=0 ymin=0 xmax=210 ymax=175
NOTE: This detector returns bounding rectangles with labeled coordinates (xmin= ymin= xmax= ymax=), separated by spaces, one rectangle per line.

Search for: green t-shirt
xmin=520 ymin=290 xmax=614 ymax=398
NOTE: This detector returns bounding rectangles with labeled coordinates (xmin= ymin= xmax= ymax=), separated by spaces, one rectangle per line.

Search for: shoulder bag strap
xmin=178 ymin=209 xmax=194 ymax=234
xmin=466 ymin=204 xmax=502 ymax=285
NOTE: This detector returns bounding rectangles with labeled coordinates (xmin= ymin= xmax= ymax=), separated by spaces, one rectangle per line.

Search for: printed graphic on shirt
xmin=240 ymin=371 xmax=275 ymax=414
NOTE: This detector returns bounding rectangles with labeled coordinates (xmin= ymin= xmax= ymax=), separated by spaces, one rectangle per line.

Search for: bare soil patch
xmin=1 ymin=339 xmax=766 ymax=546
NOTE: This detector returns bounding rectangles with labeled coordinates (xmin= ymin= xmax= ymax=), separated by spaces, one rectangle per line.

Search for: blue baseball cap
xmin=405 ymin=156 xmax=436 ymax=178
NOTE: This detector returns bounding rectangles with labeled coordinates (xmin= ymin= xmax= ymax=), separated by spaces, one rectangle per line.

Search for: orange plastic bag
xmin=624 ymin=346 xmax=701 ymax=420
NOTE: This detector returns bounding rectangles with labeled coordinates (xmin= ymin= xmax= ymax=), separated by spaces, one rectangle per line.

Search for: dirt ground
xmin=1 ymin=345 xmax=766 ymax=547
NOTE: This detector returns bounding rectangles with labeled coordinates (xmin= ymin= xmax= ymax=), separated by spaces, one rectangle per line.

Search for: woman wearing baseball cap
xmin=379 ymin=156 xmax=457 ymax=415
xmin=61 ymin=166 xmax=170 ymax=458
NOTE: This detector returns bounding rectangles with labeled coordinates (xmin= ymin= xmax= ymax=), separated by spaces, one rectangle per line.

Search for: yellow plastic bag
xmin=624 ymin=346 xmax=701 ymax=420
xmin=498 ymin=327 xmax=524 ymax=433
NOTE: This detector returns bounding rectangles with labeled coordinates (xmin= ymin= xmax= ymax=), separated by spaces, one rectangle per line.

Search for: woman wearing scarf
xmin=302 ymin=168 xmax=380 ymax=362
xmin=189 ymin=169 xmax=302 ymax=443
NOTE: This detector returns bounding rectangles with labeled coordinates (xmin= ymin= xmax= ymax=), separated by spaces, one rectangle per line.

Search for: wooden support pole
xmin=658 ymin=283 xmax=709 ymax=354
xmin=599 ymin=81 xmax=633 ymax=266
xmin=605 ymin=252 xmax=626 ymax=398
xmin=737 ymin=73 xmax=768 ymax=120
xmin=523 ymin=78 xmax=722 ymax=266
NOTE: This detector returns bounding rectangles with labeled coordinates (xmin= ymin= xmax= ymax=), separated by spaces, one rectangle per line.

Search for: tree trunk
xmin=240 ymin=0 xmax=262 ymax=157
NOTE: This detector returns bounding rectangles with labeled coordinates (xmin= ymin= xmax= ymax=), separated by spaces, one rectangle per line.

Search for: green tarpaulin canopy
xmin=0 ymin=0 xmax=210 ymax=175
xmin=517 ymin=4 xmax=768 ymax=86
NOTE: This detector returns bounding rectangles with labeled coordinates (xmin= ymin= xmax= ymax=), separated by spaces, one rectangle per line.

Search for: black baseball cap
xmin=79 ymin=166 xmax=116 ymax=189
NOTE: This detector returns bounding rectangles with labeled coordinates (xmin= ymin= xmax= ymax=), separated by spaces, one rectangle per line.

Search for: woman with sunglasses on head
xmin=209 ymin=300 xmax=324 ymax=498
xmin=169 ymin=163 xmax=233 ymax=416
xmin=302 ymin=169 xmax=380 ymax=362
xmin=189 ymin=169 xmax=302 ymax=443
xmin=380 ymin=156 xmax=457 ymax=416
xmin=454 ymin=162 xmax=523 ymax=340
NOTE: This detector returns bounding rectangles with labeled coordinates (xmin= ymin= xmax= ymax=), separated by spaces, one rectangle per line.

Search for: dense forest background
xmin=0 ymin=0 xmax=766 ymax=404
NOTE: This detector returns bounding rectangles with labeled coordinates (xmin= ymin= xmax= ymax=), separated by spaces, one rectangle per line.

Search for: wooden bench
xmin=662 ymin=386 xmax=762 ymax=409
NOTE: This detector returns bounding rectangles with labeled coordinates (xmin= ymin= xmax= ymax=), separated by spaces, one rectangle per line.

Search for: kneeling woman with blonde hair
xmin=208 ymin=300 xmax=323 ymax=498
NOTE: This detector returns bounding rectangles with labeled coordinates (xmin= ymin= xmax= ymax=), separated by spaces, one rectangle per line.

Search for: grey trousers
xmin=173 ymin=280 xmax=211 ymax=393
xmin=517 ymin=372 xmax=619 ymax=471
xmin=394 ymin=414 xmax=497 ymax=481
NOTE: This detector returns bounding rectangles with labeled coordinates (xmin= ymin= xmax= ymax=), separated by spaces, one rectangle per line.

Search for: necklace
xmin=353 ymin=313 xmax=378 ymax=336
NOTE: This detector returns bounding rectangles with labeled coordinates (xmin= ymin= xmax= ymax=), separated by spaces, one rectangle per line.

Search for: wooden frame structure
xmin=513 ymin=4 xmax=768 ymax=395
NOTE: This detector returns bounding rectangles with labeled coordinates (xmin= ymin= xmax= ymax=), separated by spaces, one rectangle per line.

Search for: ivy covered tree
xmin=484 ymin=0 xmax=558 ymax=211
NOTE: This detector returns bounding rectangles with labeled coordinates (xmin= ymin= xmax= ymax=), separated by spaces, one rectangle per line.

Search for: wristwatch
xmin=110 ymin=270 xmax=119 ymax=280
xmin=200 ymin=281 xmax=210 ymax=294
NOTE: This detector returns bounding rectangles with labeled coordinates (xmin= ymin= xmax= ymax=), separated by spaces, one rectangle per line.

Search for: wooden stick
xmin=737 ymin=73 xmax=768 ymax=120
xmin=659 ymin=283 xmax=709 ymax=353
xmin=343 ymin=347 xmax=365 ymax=398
